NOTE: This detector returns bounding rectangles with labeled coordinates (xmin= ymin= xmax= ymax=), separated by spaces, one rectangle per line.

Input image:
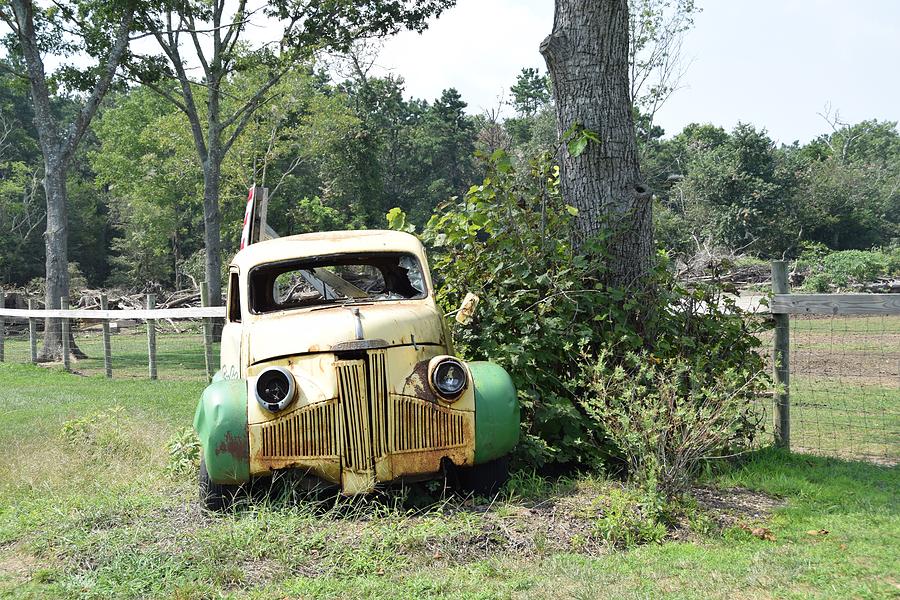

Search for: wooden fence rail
xmin=771 ymin=293 xmax=900 ymax=315
xmin=0 ymin=283 xmax=224 ymax=381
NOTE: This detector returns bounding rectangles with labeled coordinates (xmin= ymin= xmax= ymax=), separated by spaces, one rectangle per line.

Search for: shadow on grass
xmin=716 ymin=446 xmax=898 ymax=515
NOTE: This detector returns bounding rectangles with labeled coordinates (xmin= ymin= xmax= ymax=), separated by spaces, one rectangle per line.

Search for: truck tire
xmin=456 ymin=456 xmax=510 ymax=496
xmin=199 ymin=456 xmax=241 ymax=511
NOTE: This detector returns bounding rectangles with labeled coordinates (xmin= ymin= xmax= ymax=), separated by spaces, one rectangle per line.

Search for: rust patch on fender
xmin=215 ymin=431 xmax=249 ymax=460
xmin=403 ymin=360 xmax=438 ymax=403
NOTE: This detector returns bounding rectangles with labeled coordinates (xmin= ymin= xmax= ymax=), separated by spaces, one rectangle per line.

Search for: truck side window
xmin=227 ymin=272 xmax=241 ymax=323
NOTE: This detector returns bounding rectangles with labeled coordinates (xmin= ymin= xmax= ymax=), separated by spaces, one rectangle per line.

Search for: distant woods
xmin=2 ymin=58 xmax=898 ymax=292
xmin=0 ymin=4 xmax=897 ymax=297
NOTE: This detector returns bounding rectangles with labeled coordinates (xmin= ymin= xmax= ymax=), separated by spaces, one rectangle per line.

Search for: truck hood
xmin=247 ymin=301 xmax=446 ymax=364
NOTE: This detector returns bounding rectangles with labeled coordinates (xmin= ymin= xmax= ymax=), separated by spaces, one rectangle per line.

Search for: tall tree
xmin=540 ymin=0 xmax=652 ymax=287
xmin=510 ymin=67 xmax=550 ymax=117
xmin=132 ymin=0 xmax=454 ymax=306
xmin=629 ymin=0 xmax=698 ymax=139
xmin=0 ymin=0 xmax=136 ymax=359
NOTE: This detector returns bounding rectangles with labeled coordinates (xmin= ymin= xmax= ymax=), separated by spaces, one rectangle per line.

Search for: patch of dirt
xmin=791 ymin=351 xmax=900 ymax=386
xmin=759 ymin=326 xmax=900 ymax=385
xmin=422 ymin=493 xmax=609 ymax=563
xmin=691 ymin=486 xmax=784 ymax=528
xmin=0 ymin=545 xmax=39 ymax=583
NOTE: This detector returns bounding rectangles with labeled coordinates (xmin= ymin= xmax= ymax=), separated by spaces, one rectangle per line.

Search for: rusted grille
xmin=367 ymin=350 xmax=389 ymax=459
xmin=259 ymin=354 xmax=468 ymax=471
xmin=336 ymin=360 xmax=372 ymax=470
xmin=388 ymin=395 xmax=467 ymax=453
xmin=260 ymin=400 xmax=340 ymax=458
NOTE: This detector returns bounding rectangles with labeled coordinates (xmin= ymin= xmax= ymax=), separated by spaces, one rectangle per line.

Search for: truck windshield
xmin=249 ymin=252 xmax=428 ymax=314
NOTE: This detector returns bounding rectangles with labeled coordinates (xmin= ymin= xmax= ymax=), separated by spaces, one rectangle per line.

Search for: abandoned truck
xmin=194 ymin=228 xmax=520 ymax=510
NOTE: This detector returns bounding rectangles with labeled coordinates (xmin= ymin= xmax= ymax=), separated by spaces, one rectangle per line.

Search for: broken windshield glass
xmin=250 ymin=252 xmax=428 ymax=314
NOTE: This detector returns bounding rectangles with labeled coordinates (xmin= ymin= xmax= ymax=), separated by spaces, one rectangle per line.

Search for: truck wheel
xmin=199 ymin=456 xmax=241 ymax=511
xmin=456 ymin=456 xmax=510 ymax=496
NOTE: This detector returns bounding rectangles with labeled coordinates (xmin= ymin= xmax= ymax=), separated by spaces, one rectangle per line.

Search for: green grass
xmin=790 ymin=314 xmax=900 ymax=335
xmin=2 ymin=327 xmax=220 ymax=379
xmin=753 ymin=314 xmax=899 ymax=462
xmin=791 ymin=378 xmax=899 ymax=459
xmin=0 ymin=363 xmax=897 ymax=599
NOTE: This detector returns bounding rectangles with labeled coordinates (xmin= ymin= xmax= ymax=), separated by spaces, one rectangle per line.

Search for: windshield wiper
xmin=308 ymin=299 xmax=374 ymax=312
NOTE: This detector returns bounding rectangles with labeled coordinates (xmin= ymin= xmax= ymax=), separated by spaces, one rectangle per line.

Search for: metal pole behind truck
xmin=0 ymin=290 xmax=4 ymax=362
xmin=101 ymin=294 xmax=112 ymax=378
xmin=147 ymin=294 xmax=157 ymax=380
xmin=201 ymin=282 xmax=215 ymax=382
xmin=28 ymin=299 xmax=37 ymax=364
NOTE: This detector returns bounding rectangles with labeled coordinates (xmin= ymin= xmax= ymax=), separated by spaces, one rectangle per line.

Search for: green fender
xmin=468 ymin=361 xmax=520 ymax=464
xmin=193 ymin=378 xmax=250 ymax=485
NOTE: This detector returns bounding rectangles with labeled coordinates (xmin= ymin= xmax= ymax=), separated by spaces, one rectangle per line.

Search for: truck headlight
xmin=254 ymin=367 xmax=296 ymax=412
xmin=429 ymin=357 xmax=467 ymax=400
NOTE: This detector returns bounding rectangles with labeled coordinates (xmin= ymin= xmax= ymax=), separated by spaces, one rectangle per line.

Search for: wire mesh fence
xmin=787 ymin=314 xmax=899 ymax=463
xmin=0 ymin=316 xmax=223 ymax=381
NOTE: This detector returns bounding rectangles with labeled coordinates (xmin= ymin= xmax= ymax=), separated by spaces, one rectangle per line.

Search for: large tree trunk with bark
xmin=39 ymin=161 xmax=70 ymax=360
xmin=541 ymin=0 xmax=653 ymax=288
xmin=8 ymin=0 xmax=133 ymax=361
xmin=202 ymin=157 xmax=223 ymax=308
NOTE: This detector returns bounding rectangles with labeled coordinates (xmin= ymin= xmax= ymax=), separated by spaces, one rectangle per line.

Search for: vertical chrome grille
xmin=257 ymin=351 xmax=470 ymax=483
xmin=367 ymin=350 xmax=389 ymax=459
xmin=335 ymin=359 xmax=372 ymax=471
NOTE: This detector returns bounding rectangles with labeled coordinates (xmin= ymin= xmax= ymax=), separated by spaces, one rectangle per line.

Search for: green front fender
xmin=193 ymin=378 xmax=250 ymax=485
xmin=469 ymin=361 xmax=520 ymax=464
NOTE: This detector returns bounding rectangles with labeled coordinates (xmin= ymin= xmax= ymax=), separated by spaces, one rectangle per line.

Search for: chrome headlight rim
xmin=253 ymin=366 xmax=296 ymax=412
xmin=429 ymin=357 xmax=468 ymax=401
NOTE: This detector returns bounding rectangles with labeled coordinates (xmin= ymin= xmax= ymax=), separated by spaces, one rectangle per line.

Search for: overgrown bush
xmin=583 ymin=349 xmax=765 ymax=500
xmin=796 ymin=244 xmax=900 ymax=291
xmin=390 ymin=150 xmax=770 ymax=481
xmin=414 ymin=150 xmax=606 ymax=468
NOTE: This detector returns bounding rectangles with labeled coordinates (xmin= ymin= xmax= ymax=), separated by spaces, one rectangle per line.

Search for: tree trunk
xmin=38 ymin=160 xmax=68 ymax=361
xmin=10 ymin=0 xmax=133 ymax=362
xmin=541 ymin=0 xmax=653 ymax=288
xmin=202 ymin=156 xmax=223 ymax=306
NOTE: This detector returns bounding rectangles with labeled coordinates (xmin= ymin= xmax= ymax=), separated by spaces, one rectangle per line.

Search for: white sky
xmin=371 ymin=0 xmax=900 ymax=145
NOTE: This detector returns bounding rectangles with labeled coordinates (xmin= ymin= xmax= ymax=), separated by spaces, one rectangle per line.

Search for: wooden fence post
xmin=0 ymin=290 xmax=5 ymax=363
xmin=101 ymin=294 xmax=112 ymax=378
xmin=61 ymin=297 xmax=70 ymax=371
xmin=772 ymin=260 xmax=790 ymax=450
xmin=147 ymin=294 xmax=157 ymax=380
xmin=200 ymin=282 xmax=214 ymax=382
xmin=28 ymin=299 xmax=37 ymax=364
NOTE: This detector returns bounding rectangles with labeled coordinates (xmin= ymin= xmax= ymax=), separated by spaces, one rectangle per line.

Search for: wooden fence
xmin=769 ymin=260 xmax=900 ymax=461
xmin=0 ymin=283 xmax=225 ymax=381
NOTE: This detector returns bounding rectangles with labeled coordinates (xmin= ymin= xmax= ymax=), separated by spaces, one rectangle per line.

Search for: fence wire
xmin=0 ymin=316 xmax=222 ymax=381
xmin=786 ymin=314 xmax=899 ymax=464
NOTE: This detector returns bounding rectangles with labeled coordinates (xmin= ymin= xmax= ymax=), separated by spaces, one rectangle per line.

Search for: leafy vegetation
xmin=794 ymin=244 xmax=900 ymax=292
xmin=392 ymin=151 xmax=768 ymax=481
xmin=584 ymin=349 xmax=765 ymax=499
xmin=2 ymin=48 xmax=898 ymax=292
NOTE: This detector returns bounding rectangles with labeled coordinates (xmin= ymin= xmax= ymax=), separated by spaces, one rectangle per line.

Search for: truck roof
xmin=229 ymin=230 xmax=427 ymax=272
